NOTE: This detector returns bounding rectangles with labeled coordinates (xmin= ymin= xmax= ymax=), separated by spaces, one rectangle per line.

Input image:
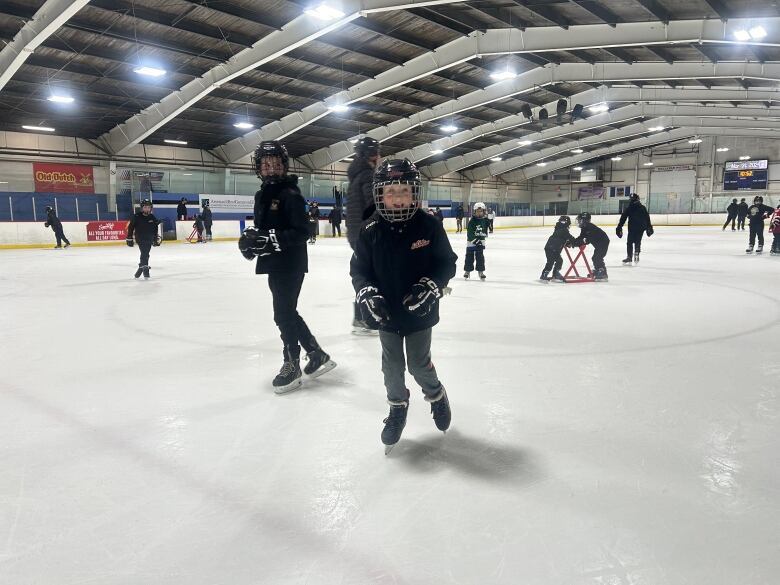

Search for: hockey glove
xmin=356 ymin=286 xmax=391 ymax=327
xmin=239 ymin=227 xmax=279 ymax=258
xmin=402 ymin=277 xmax=442 ymax=317
xmin=126 ymin=238 xmax=134 ymax=247
xmin=153 ymin=235 xmax=162 ymax=247
xmin=646 ymin=226 xmax=654 ymax=237
xmin=616 ymin=226 xmax=623 ymax=238
xmin=44 ymin=222 xmax=50 ymax=228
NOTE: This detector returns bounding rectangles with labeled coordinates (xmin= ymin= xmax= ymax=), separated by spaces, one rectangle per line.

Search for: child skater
xmin=464 ymin=202 xmax=489 ymax=280
xmin=540 ymin=215 xmax=574 ymax=283
xmin=569 ymin=212 xmax=610 ymax=281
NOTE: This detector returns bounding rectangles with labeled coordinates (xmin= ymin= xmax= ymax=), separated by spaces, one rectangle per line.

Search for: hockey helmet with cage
xmin=754 ymin=195 xmax=764 ymax=204
xmin=473 ymin=202 xmax=487 ymax=212
xmin=140 ymin=198 xmax=153 ymax=208
xmin=252 ymin=141 xmax=289 ymax=184
xmin=576 ymin=212 xmax=591 ymax=227
xmin=557 ymin=215 xmax=571 ymax=228
xmin=373 ymin=158 xmax=421 ymax=223
xmin=354 ymin=136 xmax=380 ymax=159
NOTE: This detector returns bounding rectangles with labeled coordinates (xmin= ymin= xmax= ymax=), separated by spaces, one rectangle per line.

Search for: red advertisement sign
xmin=86 ymin=221 xmax=129 ymax=242
xmin=33 ymin=162 xmax=95 ymax=193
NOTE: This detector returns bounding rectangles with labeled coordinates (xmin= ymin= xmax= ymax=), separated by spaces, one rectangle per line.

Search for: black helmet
xmin=741 ymin=198 xmax=746 ymax=202
xmin=754 ymin=195 xmax=764 ymax=203
xmin=630 ymin=193 xmax=640 ymax=202
xmin=576 ymin=212 xmax=591 ymax=227
xmin=252 ymin=140 xmax=289 ymax=184
xmin=732 ymin=198 xmax=738 ymax=203
xmin=373 ymin=158 xmax=421 ymax=223
xmin=354 ymin=136 xmax=380 ymax=159
xmin=557 ymin=215 xmax=571 ymax=228
xmin=45 ymin=206 xmax=53 ymax=212
xmin=140 ymin=198 xmax=152 ymax=208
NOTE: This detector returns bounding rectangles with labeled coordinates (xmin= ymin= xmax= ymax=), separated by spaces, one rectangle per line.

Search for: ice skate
xmin=594 ymin=267 xmax=609 ymax=282
xmin=551 ymin=270 xmax=566 ymax=283
xmin=142 ymin=266 xmax=150 ymax=279
xmin=273 ymin=359 xmax=303 ymax=394
xmin=746 ymin=244 xmax=754 ymax=254
xmin=303 ymin=348 xmax=337 ymax=379
xmin=539 ymin=270 xmax=551 ymax=282
xmin=426 ymin=387 xmax=451 ymax=432
xmin=64 ymin=243 xmax=70 ymax=248
xmin=478 ymin=271 xmax=486 ymax=280
xmin=756 ymin=244 xmax=764 ymax=254
xmin=633 ymin=252 xmax=640 ymax=264
xmin=382 ymin=399 xmax=408 ymax=454
xmin=463 ymin=271 xmax=470 ymax=279
xmin=54 ymin=245 xmax=62 ymax=249
xmin=134 ymin=266 xmax=144 ymax=279
xmin=622 ymin=257 xmax=632 ymax=264
xmin=352 ymin=318 xmax=378 ymax=336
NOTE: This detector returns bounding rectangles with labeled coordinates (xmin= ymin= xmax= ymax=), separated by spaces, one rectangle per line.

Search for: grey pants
xmin=379 ymin=328 xmax=442 ymax=402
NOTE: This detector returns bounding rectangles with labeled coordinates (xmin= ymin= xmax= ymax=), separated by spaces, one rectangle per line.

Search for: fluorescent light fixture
xmin=304 ymin=3 xmax=345 ymax=20
xmin=164 ymin=139 xmax=188 ymax=145
xmin=329 ymin=104 xmax=349 ymax=113
xmin=585 ymin=169 xmax=593 ymax=172
xmin=490 ymin=69 xmax=517 ymax=81
xmin=573 ymin=166 xmax=583 ymax=171
xmin=688 ymin=138 xmax=703 ymax=144
xmin=518 ymin=140 xmax=533 ymax=146
xmin=716 ymin=147 xmax=730 ymax=152
xmin=182 ymin=173 xmax=193 ymax=176
xmin=734 ymin=29 xmax=751 ymax=41
xmin=490 ymin=157 xmax=502 ymax=162
xmin=571 ymin=148 xmax=584 ymax=154
xmin=588 ymin=103 xmax=609 ymax=113
xmin=536 ymin=162 xmax=547 ymax=167
xmin=134 ymin=66 xmax=166 ymax=77
xmin=233 ymin=121 xmax=254 ymax=129
xmin=431 ymin=149 xmax=443 ymax=155
xmin=643 ymin=162 xmax=654 ymax=166
xmin=749 ymin=25 xmax=767 ymax=39
xmin=739 ymin=155 xmax=750 ymax=160
xmin=0 ymin=181 xmax=8 ymax=184
xmin=441 ymin=124 xmax=458 ymax=132
xmin=611 ymin=156 xmax=623 ymax=161
xmin=47 ymin=94 xmax=74 ymax=103
xmin=22 ymin=125 xmax=55 ymax=132
xmin=648 ymin=125 xmax=664 ymax=132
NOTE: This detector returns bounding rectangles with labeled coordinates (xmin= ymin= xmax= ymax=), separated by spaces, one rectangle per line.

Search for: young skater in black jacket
xmin=44 ymin=206 xmax=71 ymax=249
xmin=126 ymin=199 xmax=161 ymax=279
xmin=350 ymin=159 xmax=457 ymax=453
xmin=616 ymin=194 xmax=653 ymax=265
xmin=540 ymin=215 xmax=573 ymax=282
xmin=723 ymin=198 xmax=738 ymax=231
xmin=737 ymin=198 xmax=749 ymax=230
xmin=570 ymin=212 xmax=610 ymax=281
xmin=238 ymin=141 xmax=336 ymax=393
xmin=745 ymin=195 xmax=775 ymax=254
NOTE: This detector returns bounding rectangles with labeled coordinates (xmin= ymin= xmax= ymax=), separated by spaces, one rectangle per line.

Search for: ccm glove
xmin=646 ymin=226 xmax=654 ymax=237
xmin=126 ymin=238 xmax=134 ymax=247
xmin=356 ymin=286 xmax=391 ymax=327
xmin=238 ymin=227 xmax=281 ymax=259
xmin=616 ymin=226 xmax=623 ymax=238
xmin=152 ymin=235 xmax=162 ymax=247
xmin=402 ymin=277 xmax=442 ymax=317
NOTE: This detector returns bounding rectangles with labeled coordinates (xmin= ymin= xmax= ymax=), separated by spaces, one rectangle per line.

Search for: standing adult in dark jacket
xmin=723 ymin=198 xmax=738 ymax=231
xmin=455 ymin=205 xmax=464 ymax=233
xmin=201 ymin=202 xmax=212 ymax=241
xmin=238 ymin=141 xmax=336 ymax=393
xmin=177 ymin=198 xmax=188 ymax=220
xmin=126 ymin=199 xmax=161 ymax=279
xmin=44 ymin=206 xmax=70 ymax=249
xmin=737 ymin=198 xmax=749 ymax=230
xmin=616 ymin=194 xmax=654 ymax=264
xmin=328 ymin=207 xmax=342 ymax=237
xmin=570 ymin=212 xmax=610 ymax=281
xmin=745 ymin=195 xmax=775 ymax=253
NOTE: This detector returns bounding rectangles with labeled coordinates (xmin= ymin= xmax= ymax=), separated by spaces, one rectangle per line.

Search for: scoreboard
xmin=723 ymin=159 xmax=768 ymax=190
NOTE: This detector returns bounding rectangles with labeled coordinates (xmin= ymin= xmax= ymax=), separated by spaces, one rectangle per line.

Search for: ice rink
xmin=1 ymin=226 xmax=778 ymax=585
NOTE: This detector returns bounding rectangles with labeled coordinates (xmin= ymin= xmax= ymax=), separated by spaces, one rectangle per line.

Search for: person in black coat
xmin=616 ymin=194 xmax=654 ymax=264
xmin=723 ymin=198 xmax=738 ymax=231
xmin=307 ymin=201 xmax=320 ymax=244
xmin=737 ymin=198 xmax=749 ymax=230
xmin=745 ymin=195 xmax=775 ymax=253
xmin=455 ymin=204 xmax=464 ymax=233
xmin=570 ymin=212 xmax=610 ymax=281
xmin=177 ymin=197 xmax=188 ymax=221
xmin=238 ymin=141 xmax=336 ymax=394
xmin=201 ymin=202 xmax=212 ymax=241
xmin=350 ymin=158 xmax=457 ymax=452
xmin=126 ymin=199 xmax=161 ymax=279
xmin=44 ymin=206 xmax=70 ymax=248
xmin=540 ymin=215 xmax=574 ymax=282
xmin=328 ymin=207 xmax=342 ymax=237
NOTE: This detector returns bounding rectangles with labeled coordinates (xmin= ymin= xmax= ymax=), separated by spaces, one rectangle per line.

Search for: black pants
xmin=592 ymin=241 xmax=609 ymax=271
xmin=54 ymin=228 xmax=70 ymax=247
xmin=204 ymin=221 xmax=212 ymax=238
xmin=138 ymin=240 xmax=153 ymax=266
xmin=456 ymin=218 xmax=463 ymax=232
xmin=772 ymin=233 xmax=780 ymax=252
xmin=723 ymin=214 xmax=736 ymax=230
xmin=488 ymin=219 xmax=494 ymax=233
xmin=749 ymin=223 xmax=765 ymax=247
xmin=627 ymin=229 xmax=644 ymax=257
xmin=267 ymin=272 xmax=317 ymax=360
xmin=738 ymin=216 xmax=746 ymax=230
xmin=464 ymin=245 xmax=485 ymax=272
xmin=331 ymin=223 xmax=341 ymax=237
xmin=543 ymin=248 xmax=563 ymax=272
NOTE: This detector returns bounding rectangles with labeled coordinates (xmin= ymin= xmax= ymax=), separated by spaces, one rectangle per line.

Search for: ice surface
xmin=1 ymin=227 xmax=778 ymax=585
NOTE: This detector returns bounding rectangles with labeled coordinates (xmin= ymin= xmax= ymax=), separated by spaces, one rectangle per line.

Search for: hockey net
xmin=563 ymin=245 xmax=594 ymax=283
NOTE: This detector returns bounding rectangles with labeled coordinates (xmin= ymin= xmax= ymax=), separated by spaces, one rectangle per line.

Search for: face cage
xmin=252 ymin=154 xmax=287 ymax=182
xmin=373 ymin=180 xmax=420 ymax=223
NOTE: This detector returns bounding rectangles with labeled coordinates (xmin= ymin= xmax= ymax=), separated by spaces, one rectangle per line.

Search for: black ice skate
xmin=464 ymin=271 xmax=470 ymax=279
xmin=539 ymin=270 xmax=551 ymax=282
xmin=633 ymin=252 xmax=640 ymax=264
xmin=426 ymin=387 xmax=451 ymax=432
xmin=478 ymin=271 xmax=486 ymax=280
xmin=273 ymin=347 xmax=303 ymax=394
xmin=756 ymin=244 xmax=764 ymax=254
xmin=622 ymin=257 xmax=632 ymax=264
xmin=64 ymin=243 xmax=70 ymax=248
xmin=746 ymin=244 xmax=754 ymax=254
xmin=594 ymin=267 xmax=609 ymax=281
xmin=134 ymin=266 xmax=144 ymax=279
xmin=551 ymin=270 xmax=566 ymax=283
xmin=142 ymin=266 xmax=150 ymax=279
xmin=303 ymin=348 xmax=337 ymax=378
xmin=382 ymin=400 xmax=408 ymax=454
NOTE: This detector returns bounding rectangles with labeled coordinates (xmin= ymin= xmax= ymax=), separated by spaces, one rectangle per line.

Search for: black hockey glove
xmin=402 ymin=277 xmax=442 ymax=317
xmin=646 ymin=226 xmax=654 ymax=237
xmin=356 ymin=286 xmax=391 ymax=327
xmin=616 ymin=226 xmax=623 ymax=238
xmin=238 ymin=227 xmax=279 ymax=259
xmin=153 ymin=235 xmax=162 ymax=247
xmin=44 ymin=222 xmax=49 ymax=228
xmin=126 ymin=238 xmax=134 ymax=247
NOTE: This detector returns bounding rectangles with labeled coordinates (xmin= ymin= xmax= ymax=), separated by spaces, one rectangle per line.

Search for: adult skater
xmin=201 ymin=202 xmax=212 ymax=241
xmin=238 ymin=140 xmax=336 ymax=393
xmin=464 ymin=202 xmax=489 ymax=280
xmin=346 ymin=136 xmax=381 ymax=334
xmin=44 ymin=206 xmax=70 ymax=249
xmin=737 ymin=198 xmax=749 ymax=230
xmin=570 ymin=212 xmax=610 ymax=281
xmin=770 ymin=205 xmax=780 ymax=255
xmin=455 ymin=204 xmax=464 ymax=233
xmin=540 ymin=215 xmax=574 ymax=282
xmin=723 ymin=198 xmax=738 ymax=231
xmin=350 ymin=158 xmax=457 ymax=453
xmin=616 ymin=194 xmax=653 ymax=265
xmin=126 ymin=198 xmax=161 ymax=279
xmin=177 ymin=197 xmax=188 ymax=221
xmin=328 ymin=206 xmax=342 ymax=237
xmin=745 ymin=195 xmax=775 ymax=254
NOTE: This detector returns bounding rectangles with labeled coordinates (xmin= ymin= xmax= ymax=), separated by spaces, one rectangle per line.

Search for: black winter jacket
xmin=545 ymin=224 xmax=574 ymax=253
xmin=747 ymin=203 xmax=775 ymax=225
xmin=44 ymin=209 xmax=62 ymax=230
xmin=253 ymin=176 xmax=309 ymax=274
xmin=201 ymin=207 xmax=212 ymax=222
xmin=127 ymin=211 xmax=160 ymax=241
xmin=346 ymin=157 xmax=375 ymax=235
xmin=176 ymin=203 xmax=187 ymax=218
xmin=726 ymin=202 xmax=738 ymax=216
xmin=737 ymin=202 xmax=749 ymax=218
xmin=617 ymin=201 xmax=652 ymax=232
xmin=350 ymin=210 xmax=457 ymax=336
xmin=571 ymin=222 xmax=610 ymax=249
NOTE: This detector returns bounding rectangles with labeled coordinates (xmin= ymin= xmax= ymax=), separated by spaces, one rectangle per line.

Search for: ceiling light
xmin=571 ymin=148 xmax=584 ymax=154
xmin=573 ymin=166 xmax=583 ymax=171
xmin=611 ymin=156 xmax=623 ymax=161
xmin=134 ymin=66 xmax=166 ymax=77
xmin=536 ymin=162 xmax=547 ymax=167
xmin=588 ymin=103 xmax=609 ymax=113
xmin=749 ymin=25 xmax=767 ymax=39
xmin=739 ymin=155 xmax=750 ymax=160
xmin=490 ymin=69 xmax=517 ymax=81
xmin=490 ymin=157 xmax=502 ymax=162
xmin=733 ymin=29 xmax=751 ymax=41
xmin=22 ymin=125 xmax=55 ymax=132
xmin=233 ymin=121 xmax=254 ymax=129
xmin=431 ymin=149 xmax=443 ymax=155
xmin=518 ymin=140 xmax=533 ymax=146
xmin=648 ymin=125 xmax=664 ymax=132
xmin=716 ymin=147 xmax=730 ymax=152
xmin=441 ymin=124 xmax=458 ymax=132
xmin=688 ymin=138 xmax=703 ymax=144
xmin=585 ymin=169 xmax=593 ymax=172
xmin=164 ymin=139 xmax=188 ymax=145
xmin=304 ymin=3 xmax=345 ymax=20
xmin=182 ymin=173 xmax=193 ymax=176
xmin=329 ymin=104 xmax=349 ymax=113
xmin=644 ymin=162 xmax=654 ymax=166
xmin=47 ymin=94 xmax=74 ymax=104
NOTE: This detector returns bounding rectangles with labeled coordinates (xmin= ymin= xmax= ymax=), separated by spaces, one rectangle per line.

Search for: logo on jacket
xmin=410 ymin=239 xmax=430 ymax=250
xmin=270 ymin=199 xmax=279 ymax=211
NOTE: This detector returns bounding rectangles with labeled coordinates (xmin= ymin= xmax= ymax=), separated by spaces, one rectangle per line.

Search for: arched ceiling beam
xmin=0 ymin=0 xmax=91 ymax=92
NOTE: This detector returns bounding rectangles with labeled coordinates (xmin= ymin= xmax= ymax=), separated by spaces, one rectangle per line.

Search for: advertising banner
xmin=34 ymin=163 xmax=95 ymax=193
xmin=577 ymin=186 xmax=606 ymax=200
xmin=86 ymin=221 xmax=129 ymax=241
xmin=199 ymin=194 xmax=255 ymax=214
